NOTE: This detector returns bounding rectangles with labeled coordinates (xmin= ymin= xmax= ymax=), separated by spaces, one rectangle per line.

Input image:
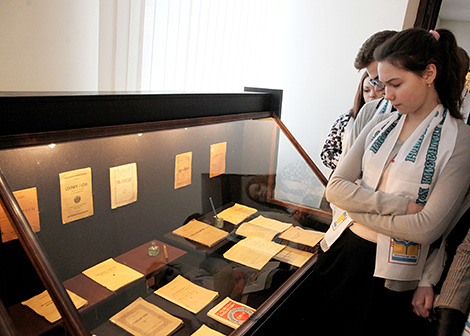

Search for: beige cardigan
xmin=326 ymin=114 xmax=470 ymax=289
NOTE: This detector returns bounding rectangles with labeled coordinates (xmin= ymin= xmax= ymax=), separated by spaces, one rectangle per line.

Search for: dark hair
xmin=458 ymin=47 xmax=469 ymax=85
xmin=349 ymin=72 xmax=368 ymax=118
xmin=374 ymin=28 xmax=464 ymax=119
xmin=354 ymin=30 xmax=398 ymax=70
xmin=459 ymin=47 xmax=470 ymax=70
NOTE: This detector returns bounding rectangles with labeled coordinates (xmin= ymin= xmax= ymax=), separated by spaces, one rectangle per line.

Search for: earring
xmin=427 ymin=83 xmax=431 ymax=88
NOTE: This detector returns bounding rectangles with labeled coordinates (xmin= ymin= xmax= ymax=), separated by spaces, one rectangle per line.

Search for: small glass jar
xmin=215 ymin=217 xmax=224 ymax=228
xmin=148 ymin=242 xmax=160 ymax=256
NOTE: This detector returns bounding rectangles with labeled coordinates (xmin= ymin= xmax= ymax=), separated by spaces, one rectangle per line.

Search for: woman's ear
xmin=424 ymin=63 xmax=437 ymax=85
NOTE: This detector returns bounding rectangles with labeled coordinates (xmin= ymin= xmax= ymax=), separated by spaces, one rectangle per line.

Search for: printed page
xmin=154 ymin=275 xmax=218 ymax=314
xmin=223 ymin=237 xmax=285 ymax=270
xmin=217 ymin=203 xmax=258 ymax=225
xmin=209 ymin=142 xmax=226 ymax=178
xmin=82 ymin=258 xmax=143 ymax=291
xmin=59 ymin=167 xmax=94 ymax=224
xmin=278 ymin=226 xmax=324 ymax=247
xmin=110 ymin=163 xmax=138 ymax=209
xmin=0 ymin=187 xmax=40 ymax=243
xmin=21 ymin=289 xmax=87 ymax=323
xmin=172 ymin=219 xmax=228 ymax=247
xmin=174 ymin=152 xmax=192 ymax=189
xmin=110 ymin=297 xmax=182 ymax=336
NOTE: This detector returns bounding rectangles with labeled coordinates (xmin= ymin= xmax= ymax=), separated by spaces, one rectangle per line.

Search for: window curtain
xmin=100 ymin=0 xmax=282 ymax=92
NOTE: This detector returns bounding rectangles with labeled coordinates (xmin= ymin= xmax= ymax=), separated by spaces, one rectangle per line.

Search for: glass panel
xmin=0 ymin=117 xmax=330 ymax=335
xmin=273 ymin=132 xmax=329 ymax=211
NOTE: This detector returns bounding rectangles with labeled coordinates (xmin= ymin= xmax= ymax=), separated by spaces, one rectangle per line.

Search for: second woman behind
xmin=320 ymin=71 xmax=380 ymax=170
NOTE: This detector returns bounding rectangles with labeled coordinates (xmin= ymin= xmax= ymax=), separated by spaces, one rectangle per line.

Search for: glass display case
xmin=0 ymin=90 xmax=331 ymax=336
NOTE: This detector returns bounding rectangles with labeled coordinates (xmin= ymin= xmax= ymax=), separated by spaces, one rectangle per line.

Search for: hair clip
xmin=429 ymin=30 xmax=440 ymax=41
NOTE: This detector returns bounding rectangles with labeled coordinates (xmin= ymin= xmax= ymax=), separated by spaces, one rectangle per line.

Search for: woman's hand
xmin=406 ymin=200 xmax=424 ymax=215
xmin=412 ymin=286 xmax=435 ymax=321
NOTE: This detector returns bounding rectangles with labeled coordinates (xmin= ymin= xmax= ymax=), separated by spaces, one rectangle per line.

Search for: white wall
xmin=276 ymin=0 xmax=414 ymax=176
xmin=0 ymin=0 xmax=99 ymax=91
xmin=437 ymin=19 xmax=470 ymax=55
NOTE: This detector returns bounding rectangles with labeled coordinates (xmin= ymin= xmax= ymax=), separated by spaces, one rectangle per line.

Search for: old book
xmin=110 ymin=297 xmax=182 ymax=336
xmin=207 ymin=297 xmax=255 ymax=329
xmin=172 ymin=219 xmax=228 ymax=247
xmin=154 ymin=275 xmax=218 ymax=314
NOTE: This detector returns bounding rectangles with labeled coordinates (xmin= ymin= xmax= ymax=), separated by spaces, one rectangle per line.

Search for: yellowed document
xmin=154 ymin=275 xmax=218 ymax=314
xmin=236 ymin=215 xmax=292 ymax=240
xmin=278 ymin=226 xmax=325 ymax=247
xmin=235 ymin=222 xmax=279 ymax=241
xmin=110 ymin=297 xmax=183 ymax=336
xmin=21 ymin=289 xmax=87 ymax=323
xmin=172 ymin=219 xmax=228 ymax=247
xmin=82 ymin=258 xmax=143 ymax=291
xmin=59 ymin=167 xmax=93 ymax=224
xmin=110 ymin=163 xmax=138 ymax=209
xmin=217 ymin=203 xmax=258 ymax=225
xmin=174 ymin=152 xmax=192 ymax=189
xmin=223 ymin=237 xmax=285 ymax=270
xmin=248 ymin=215 xmax=292 ymax=233
xmin=209 ymin=142 xmax=226 ymax=178
xmin=191 ymin=324 xmax=225 ymax=336
xmin=0 ymin=187 xmax=40 ymax=243
xmin=274 ymin=245 xmax=314 ymax=267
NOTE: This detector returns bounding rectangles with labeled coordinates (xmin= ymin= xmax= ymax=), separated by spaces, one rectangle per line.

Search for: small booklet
xmin=278 ymin=226 xmax=325 ymax=247
xmin=191 ymin=324 xmax=225 ymax=336
xmin=154 ymin=275 xmax=218 ymax=314
xmin=207 ymin=297 xmax=255 ymax=329
xmin=82 ymin=258 xmax=144 ymax=291
xmin=110 ymin=297 xmax=183 ymax=336
xmin=217 ymin=203 xmax=258 ymax=225
xmin=223 ymin=236 xmax=285 ymax=270
xmin=172 ymin=219 xmax=228 ymax=247
xmin=21 ymin=289 xmax=87 ymax=323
